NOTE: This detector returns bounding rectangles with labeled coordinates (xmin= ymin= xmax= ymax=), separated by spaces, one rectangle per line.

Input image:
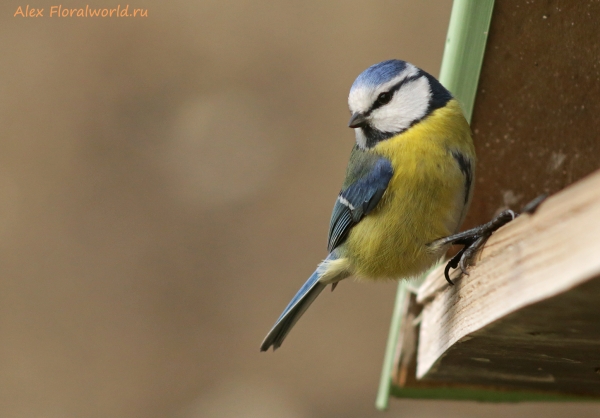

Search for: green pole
xmin=439 ymin=0 xmax=495 ymax=123
xmin=375 ymin=0 xmax=494 ymax=410
xmin=375 ymin=282 xmax=408 ymax=410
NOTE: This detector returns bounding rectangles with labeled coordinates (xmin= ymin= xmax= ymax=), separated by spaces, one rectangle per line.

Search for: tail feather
xmin=260 ymin=272 xmax=326 ymax=351
xmin=260 ymin=253 xmax=345 ymax=351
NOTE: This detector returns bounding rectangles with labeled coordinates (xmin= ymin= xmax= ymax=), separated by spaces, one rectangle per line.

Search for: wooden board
xmin=414 ymin=168 xmax=600 ymax=396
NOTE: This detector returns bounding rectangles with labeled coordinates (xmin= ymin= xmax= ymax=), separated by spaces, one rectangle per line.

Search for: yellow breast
xmin=343 ymin=99 xmax=474 ymax=280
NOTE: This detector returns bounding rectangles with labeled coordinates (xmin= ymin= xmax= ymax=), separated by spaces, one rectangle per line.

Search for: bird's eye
xmin=376 ymin=91 xmax=392 ymax=106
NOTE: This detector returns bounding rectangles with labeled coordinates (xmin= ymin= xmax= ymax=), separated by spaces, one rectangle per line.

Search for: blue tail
xmin=260 ymin=253 xmax=337 ymax=351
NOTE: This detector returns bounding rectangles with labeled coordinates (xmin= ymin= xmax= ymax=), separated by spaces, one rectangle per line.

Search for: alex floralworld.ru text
xmin=14 ymin=5 xmax=148 ymax=18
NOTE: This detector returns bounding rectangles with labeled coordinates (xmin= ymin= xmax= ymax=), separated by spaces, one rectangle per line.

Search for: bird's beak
xmin=348 ymin=112 xmax=367 ymax=128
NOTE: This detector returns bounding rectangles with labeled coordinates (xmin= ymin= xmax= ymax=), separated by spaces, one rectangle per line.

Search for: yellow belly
xmin=342 ymin=100 xmax=474 ymax=279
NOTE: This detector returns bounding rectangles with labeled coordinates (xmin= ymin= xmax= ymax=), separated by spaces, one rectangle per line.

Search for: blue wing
xmin=327 ymin=157 xmax=393 ymax=251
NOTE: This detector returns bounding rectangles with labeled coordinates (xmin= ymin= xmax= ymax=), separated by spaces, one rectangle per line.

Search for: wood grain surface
xmin=415 ymin=168 xmax=600 ymax=395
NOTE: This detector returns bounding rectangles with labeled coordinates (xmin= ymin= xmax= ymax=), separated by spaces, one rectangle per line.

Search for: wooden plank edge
xmin=416 ymin=167 xmax=600 ymax=379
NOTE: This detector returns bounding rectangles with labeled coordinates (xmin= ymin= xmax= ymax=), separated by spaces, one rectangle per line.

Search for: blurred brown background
xmin=1 ymin=1 xmax=599 ymax=417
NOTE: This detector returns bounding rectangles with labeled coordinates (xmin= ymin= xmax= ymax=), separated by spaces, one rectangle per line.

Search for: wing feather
xmin=327 ymin=157 xmax=393 ymax=251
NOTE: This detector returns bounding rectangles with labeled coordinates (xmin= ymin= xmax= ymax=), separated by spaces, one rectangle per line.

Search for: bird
xmin=260 ymin=59 xmax=476 ymax=352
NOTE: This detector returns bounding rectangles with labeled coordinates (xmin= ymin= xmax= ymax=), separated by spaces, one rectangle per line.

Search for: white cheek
xmin=370 ymin=77 xmax=431 ymax=133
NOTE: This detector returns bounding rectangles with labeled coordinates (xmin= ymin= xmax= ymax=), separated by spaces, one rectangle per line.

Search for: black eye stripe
xmin=367 ymin=74 xmax=422 ymax=114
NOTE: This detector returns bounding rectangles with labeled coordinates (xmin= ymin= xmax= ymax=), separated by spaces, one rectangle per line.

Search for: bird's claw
xmin=444 ymin=246 xmax=465 ymax=285
xmin=521 ymin=193 xmax=547 ymax=214
xmin=440 ymin=194 xmax=547 ymax=286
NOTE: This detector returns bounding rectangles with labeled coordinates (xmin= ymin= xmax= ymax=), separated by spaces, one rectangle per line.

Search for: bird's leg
xmin=438 ymin=194 xmax=547 ymax=285
xmin=438 ymin=210 xmax=515 ymax=284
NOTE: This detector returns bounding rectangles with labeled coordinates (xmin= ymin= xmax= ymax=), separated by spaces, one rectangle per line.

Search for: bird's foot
xmin=439 ymin=194 xmax=547 ymax=285
xmin=441 ymin=211 xmax=515 ymax=285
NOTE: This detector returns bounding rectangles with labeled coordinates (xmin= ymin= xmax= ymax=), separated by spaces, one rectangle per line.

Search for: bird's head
xmin=348 ymin=59 xmax=452 ymax=149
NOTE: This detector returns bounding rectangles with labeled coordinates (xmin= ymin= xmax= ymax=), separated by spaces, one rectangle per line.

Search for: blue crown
xmin=351 ymin=60 xmax=408 ymax=91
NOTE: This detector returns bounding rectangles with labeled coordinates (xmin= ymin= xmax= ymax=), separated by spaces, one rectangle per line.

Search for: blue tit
xmin=260 ymin=59 xmax=475 ymax=352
